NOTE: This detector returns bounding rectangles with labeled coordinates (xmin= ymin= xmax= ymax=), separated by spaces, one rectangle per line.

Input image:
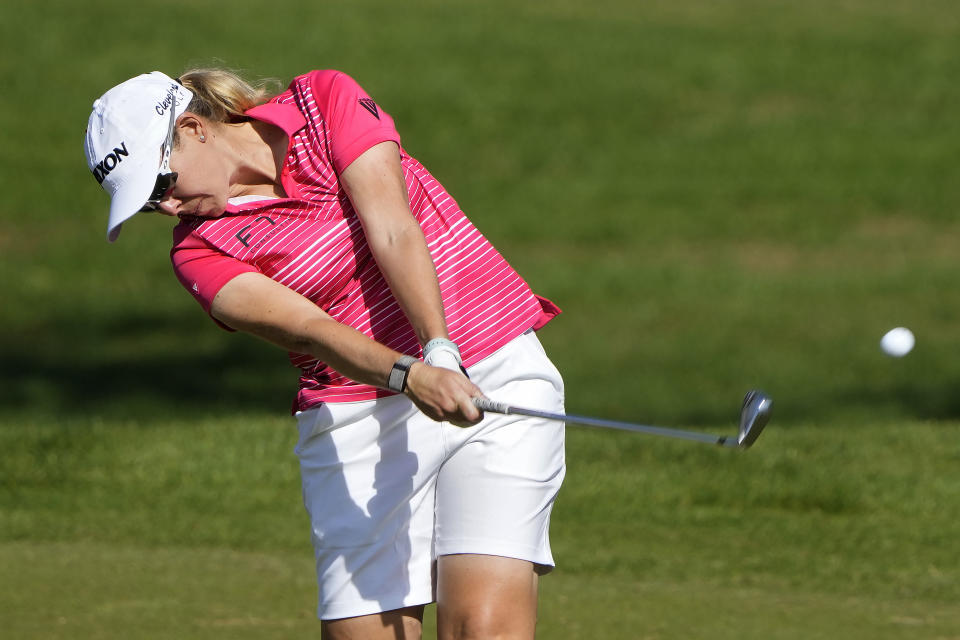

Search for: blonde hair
xmin=177 ymin=68 xmax=280 ymax=123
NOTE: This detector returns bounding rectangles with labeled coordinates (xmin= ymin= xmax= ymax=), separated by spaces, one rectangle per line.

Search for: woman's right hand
xmin=404 ymin=362 xmax=484 ymax=426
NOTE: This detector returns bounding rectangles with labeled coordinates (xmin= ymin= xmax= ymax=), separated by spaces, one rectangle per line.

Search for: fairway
xmin=2 ymin=0 xmax=959 ymax=638
xmin=3 ymin=542 xmax=959 ymax=639
xmin=3 ymin=418 xmax=958 ymax=638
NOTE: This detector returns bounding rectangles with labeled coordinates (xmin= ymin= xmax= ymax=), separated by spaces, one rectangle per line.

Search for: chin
xmin=198 ymin=205 xmax=227 ymax=218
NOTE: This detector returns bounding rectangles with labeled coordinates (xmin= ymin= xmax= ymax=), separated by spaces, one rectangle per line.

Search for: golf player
xmin=84 ymin=68 xmax=565 ymax=640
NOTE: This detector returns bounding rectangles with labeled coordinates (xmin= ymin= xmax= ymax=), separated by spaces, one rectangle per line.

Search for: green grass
xmin=3 ymin=0 xmax=960 ymax=637
xmin=4 ymin=545 xmax=959 ymax=640
xmin=3 ymin=417 xmax=958 ymax=637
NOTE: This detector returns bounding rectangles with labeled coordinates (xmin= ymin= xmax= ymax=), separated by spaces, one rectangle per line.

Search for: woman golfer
xmin=84 ymin=68 xmax=565 ymax=639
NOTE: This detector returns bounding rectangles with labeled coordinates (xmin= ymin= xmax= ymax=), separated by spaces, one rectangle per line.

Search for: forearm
xmin=340 ymin=141 xmax=450 ymax=347
xmin=211 ymin=272 xmax=481 ymax=422
xmin=262 ymin=314 xmax=405 ymax=389
xmin=211 ymin=272 xmax=401 ymax=390
xmin=367 ymin=220 xmax=449 ymax=346
xmin=246 ymin=310 xmax=478 ymax=420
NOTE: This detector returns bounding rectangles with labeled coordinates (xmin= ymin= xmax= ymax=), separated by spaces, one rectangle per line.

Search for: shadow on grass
xmin=4 ymin=310 xmax=960 ymax=426
xmin=2 ymin=310 xmax=297 ymax=419
xmin=753 ymin=377 xmax=960 ymax=429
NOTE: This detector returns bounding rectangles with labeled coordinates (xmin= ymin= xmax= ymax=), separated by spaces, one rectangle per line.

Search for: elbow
xmin=368 ymin=218 xmax=424 ymax=253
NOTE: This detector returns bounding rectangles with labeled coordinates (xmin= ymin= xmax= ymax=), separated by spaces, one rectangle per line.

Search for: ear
xmin=176 ymin=113 xmax=208 ymax=143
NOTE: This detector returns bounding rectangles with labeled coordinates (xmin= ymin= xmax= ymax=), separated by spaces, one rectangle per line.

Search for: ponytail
xmin=177 ymin=68 xmax=279 ymax=123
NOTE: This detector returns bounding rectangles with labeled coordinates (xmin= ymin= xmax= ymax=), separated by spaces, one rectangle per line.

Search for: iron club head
xmin=737 ymin=390 xmax=772 ymax=448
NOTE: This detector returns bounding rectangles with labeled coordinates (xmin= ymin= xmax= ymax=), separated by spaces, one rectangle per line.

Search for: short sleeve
xmin=170 ymin=226 xmax=259 ymax=330
xmin=308 ymin=70 xmax=403 ymax=174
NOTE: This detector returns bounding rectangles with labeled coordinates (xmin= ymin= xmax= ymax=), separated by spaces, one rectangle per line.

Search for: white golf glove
xmin=423 ymin=338 xmax=465 ymax=375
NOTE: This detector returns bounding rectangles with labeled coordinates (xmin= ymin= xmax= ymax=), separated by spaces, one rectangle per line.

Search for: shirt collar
xmin=245 ymin=100 xmax=306 ymax=136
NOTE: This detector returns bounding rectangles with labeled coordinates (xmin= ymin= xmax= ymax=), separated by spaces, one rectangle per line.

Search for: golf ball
xmin=880 ymin=327 xmax=915 ymax=357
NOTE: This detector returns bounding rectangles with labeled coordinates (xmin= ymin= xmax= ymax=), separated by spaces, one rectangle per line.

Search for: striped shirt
xmin=171 ymin=70 xmax=559 ymax=411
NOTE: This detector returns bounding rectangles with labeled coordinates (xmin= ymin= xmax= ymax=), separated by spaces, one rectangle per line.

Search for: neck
xmin=226 ymin=120 xmax=288 ymax=199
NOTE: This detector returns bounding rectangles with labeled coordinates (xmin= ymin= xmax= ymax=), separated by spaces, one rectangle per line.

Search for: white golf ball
xmin=880 ymin=327 xmax=915 ymax=357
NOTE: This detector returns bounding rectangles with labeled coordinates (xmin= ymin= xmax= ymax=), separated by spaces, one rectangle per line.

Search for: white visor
xmin=84 ymin=72 xmax=193 ymax=242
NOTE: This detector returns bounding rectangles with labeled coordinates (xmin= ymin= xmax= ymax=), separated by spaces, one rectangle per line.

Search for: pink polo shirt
xmin=171 ymin=70 xmax=559 ymax=411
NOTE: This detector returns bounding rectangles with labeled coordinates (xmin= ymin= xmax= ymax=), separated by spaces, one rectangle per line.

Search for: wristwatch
xmin=387 ymin=355 xmax=419 ymax=392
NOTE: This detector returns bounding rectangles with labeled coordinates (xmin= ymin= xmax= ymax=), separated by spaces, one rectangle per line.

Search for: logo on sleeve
xmin=358 ymin=98 xmax=380 ymax=120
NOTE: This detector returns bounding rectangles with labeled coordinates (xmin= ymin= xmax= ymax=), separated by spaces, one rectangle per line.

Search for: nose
xmin=157 ymin=198 xmax=182 ymax=216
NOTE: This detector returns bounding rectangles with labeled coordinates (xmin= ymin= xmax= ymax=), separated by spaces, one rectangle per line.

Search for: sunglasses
xmin=139 ymin=95 xmax=180 ymax=212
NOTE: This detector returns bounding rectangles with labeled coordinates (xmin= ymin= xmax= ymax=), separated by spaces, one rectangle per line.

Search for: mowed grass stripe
xmin=3 ymin=541 xmax=958 ymax=640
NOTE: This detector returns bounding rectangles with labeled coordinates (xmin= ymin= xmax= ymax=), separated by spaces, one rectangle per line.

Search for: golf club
xmin=473 ymin=390 xmax=772 ymax=449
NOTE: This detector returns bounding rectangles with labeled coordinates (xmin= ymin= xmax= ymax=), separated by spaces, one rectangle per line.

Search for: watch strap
xmin=387 ymin=355 xmax=419 ymax=392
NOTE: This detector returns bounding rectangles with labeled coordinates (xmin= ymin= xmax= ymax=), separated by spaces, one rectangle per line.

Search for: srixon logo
xmin=92 ymin=142 xmax=129 ymax=184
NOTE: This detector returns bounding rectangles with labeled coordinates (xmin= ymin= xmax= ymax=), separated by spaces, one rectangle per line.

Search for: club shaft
xmin=473 ymin=398 xmax=737 ymax=447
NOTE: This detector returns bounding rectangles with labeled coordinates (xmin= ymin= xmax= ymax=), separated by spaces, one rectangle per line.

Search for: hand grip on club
xmin=472 ymin=396 xmax=511 ymax=415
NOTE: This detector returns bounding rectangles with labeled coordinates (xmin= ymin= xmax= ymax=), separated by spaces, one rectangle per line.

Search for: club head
xmin=737 ymin=390 xmax=773 ymax=448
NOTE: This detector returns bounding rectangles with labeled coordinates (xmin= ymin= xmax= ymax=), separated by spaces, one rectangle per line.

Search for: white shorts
xmin=294 ymin=330 xmax=566 ymax=620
